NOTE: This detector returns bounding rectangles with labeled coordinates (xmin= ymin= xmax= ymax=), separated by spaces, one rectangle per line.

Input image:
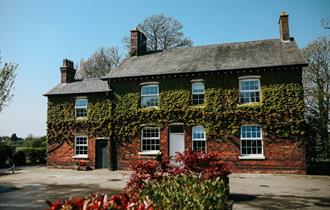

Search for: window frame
xmin=75 ymin=97 xmax=88 ymax=118
xmin=192 ymin=125 xmax=206 ymax=152
xmin=239 ymin=125 xmax=265 ymax=159
xmin=239 ymin=76 xmax=261 ymax=104
xmin=140 ymin=127 xmax=161 ymax=154
xmin=73 ymin=135 xmax=88 ymax=158
xmin=191 ymin=81 xmax=205 ymax=105
xmin=140 ymin=83 xmax=159 ymax=108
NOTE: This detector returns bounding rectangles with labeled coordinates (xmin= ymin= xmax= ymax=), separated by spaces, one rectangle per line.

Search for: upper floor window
xmin=141 ymin=127 xmax=160 ymax=151
xmin=240 ymin=125 xmax=263 ymax=157
xmin=191 ymin=82 xmax=205 ymax=105
xmin=74 ymin=136 xmax=88 ymax=158
xmin=75 ymin=98 xmax=88 ymax=117
xmin=192 ymin=125 xmax=206 ymax=151
xmin=141 ymin=84 xmax=159 ymax=108
xmin=239 ymin=78 xmax=260 ymax=103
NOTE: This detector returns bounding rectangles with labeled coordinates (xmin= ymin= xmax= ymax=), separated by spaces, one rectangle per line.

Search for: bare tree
xmin=0 ymin=58 xmax=17 ymax=113
xmin=321 ymin=17 xmax=330 ymax=30
xmin=78 ymin=47 xmax=122 ymax=79
xmin=123 ymin=14 xmax=192 ymax=52
xmin=303 ymin=36 xmax=330 ymax=159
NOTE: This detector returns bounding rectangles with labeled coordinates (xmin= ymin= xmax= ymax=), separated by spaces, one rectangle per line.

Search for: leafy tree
xmin=123 ymin=14 xmax=193 ymax=52
xmin=78 ymin=47 xmax=122 ymax=79
xmin=0 ymin=58 xmax=17 ymax=113
xmin=10 ymin=133 xmax=18 ymax=143
xmin=24 ymin=135 xmax=46 ymax=148
xmin=303 ymin=36 xmax=330 ymax=159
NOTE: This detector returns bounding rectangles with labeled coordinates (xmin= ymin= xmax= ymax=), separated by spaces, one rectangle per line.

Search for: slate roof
xmin=44 ymin=78 xmax=109 ymax=96
xmin=103 ymin=38 xmax=308 ymax=79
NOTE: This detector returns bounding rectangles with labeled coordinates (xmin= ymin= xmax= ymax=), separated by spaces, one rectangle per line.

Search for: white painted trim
xmin=190 ymin=79 xmax=204 ymax=83
xmin=139 ymin=151 xmax=161 ymax=156
xmin=238 ymin=75 xmax=261 ymax=80
xmin=169 ymin=122 xmax=184 ymax=126
xmin=140 ymin=81 xmax=159 ymax=86
xmin=73 ymin=155 xmax=88 ymax=159
xmin=96 ymin=137 xmax=110 ymax=140
xmin=239 ymin=155 xmax=265 ymax=160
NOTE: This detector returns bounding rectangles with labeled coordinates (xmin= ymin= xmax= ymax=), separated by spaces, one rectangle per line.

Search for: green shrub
xmin=18 ymin=148 xmax=46 ymax=165
xmin=13 ymin=150 xmax=27 ymax=166
xmin=12 ymin=148 xmax=46 ymax=165
xmin=0 ymin=143 xmax=14 ymax=167
xmin=140 ymin=174 xmax=229 ymax=209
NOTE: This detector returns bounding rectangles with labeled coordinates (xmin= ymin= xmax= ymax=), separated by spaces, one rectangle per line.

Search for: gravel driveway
xmin=0 ymin=166 xmax=329 ymax=209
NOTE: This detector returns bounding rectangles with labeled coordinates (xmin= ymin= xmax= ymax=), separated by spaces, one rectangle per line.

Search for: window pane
xmin=193 ymin=141 xmax=206 ymax=152
xmin=240 ymin=126 xmax=262 ymax=156
xmin=141 ymin=85 xmax=158 ymax=95
xmin=192 ymin=83 xmax=205 ymax=94
xmin=239 ymin=79 xmax=260 ymax=103
xmin=192 ymin=94 xmax=204 ymax=105
xmin=75 ymin=99 xmax=88 ymax=108
xmin=192 ymin=126 xmax=205 ymax=141
xmin=75 ymin=136 xmax=87 ymax=156
xmin=141 ymin=96 xmax=159 ymax=107
xmin=141 ymin=127 xmax=160 ymax=151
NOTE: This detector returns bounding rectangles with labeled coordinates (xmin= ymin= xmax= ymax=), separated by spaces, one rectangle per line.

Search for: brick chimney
xmin=279 ymin=12 xmax=290 ymax=41
xmin=60 ymin=59 xmax=76 ymax=83
xmin=130 ymin=27 xmax=147 ymax=56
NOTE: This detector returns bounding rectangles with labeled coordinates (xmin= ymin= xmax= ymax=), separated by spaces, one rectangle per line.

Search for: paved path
xmin=0 ymin=166 xmax=329 ymax=209
xmin=0 ymin=166 xmax=129 ymax=209
xmin=230 ymin=173 xmax=330 ymax=209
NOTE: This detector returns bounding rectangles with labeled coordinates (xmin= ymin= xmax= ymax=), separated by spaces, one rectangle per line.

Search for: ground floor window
xmin=74 ymin=136 xmax=88 ymax=157
xmin=240 ymin=125 xmax=263 ymax=157
xmin=141 ymin=127 xmax=160 ymax=151
xmin=192 ymin=125 xmax=206 ymax=151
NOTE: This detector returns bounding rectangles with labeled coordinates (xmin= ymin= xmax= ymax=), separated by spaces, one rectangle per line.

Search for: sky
xmin=0 ymin=0 xmax=329 ymax=138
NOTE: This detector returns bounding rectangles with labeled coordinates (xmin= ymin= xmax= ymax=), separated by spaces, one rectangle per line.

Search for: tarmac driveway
xmin=0 ymin=166 xmax=329 ymax=209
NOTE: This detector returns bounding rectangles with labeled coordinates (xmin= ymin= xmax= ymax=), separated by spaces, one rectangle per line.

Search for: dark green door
xmin=96 ymin=140 xmax=108 ymax=168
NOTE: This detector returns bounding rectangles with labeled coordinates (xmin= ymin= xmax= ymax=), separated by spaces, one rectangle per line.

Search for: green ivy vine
xmin=47 ymin=73 xmax=305 ymax=145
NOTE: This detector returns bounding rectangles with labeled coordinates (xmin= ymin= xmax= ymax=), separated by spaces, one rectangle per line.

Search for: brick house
xmin=45 ymin=12 xmax=308 ymax=173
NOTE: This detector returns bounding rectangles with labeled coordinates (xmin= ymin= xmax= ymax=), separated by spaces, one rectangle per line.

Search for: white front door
xmin=169 ymin=133 xmax=185 ymax=157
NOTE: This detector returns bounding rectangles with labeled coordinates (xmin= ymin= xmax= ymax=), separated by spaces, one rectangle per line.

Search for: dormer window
xmin=75 ymin=98 xmax=88 ymax=118
xmin=239 ymin=77 xmax=260 ymax=103
xmin=141 ymin=83 xmax=159 ymax=108
xmin=191 ymin=82 xmax=205 ymax=105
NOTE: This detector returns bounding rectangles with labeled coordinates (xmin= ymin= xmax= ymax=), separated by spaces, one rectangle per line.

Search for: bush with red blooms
xmin=46 ymin=193 xmax=153 ymax=210
xmin=46 ymin=151 xmax=230 ymax=210
xmin=125 ymin=151 xmax=231 ymax=199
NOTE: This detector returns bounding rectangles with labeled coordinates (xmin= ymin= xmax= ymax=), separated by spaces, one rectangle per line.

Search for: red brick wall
xmin=115 ymin=128 xmax=306 ymax=174
xmin=207 ymin=139 xmax=306 ymax=174
xmin=48 ymin=128 xmax=305 ymax=174
xmin=47 ymin=137 xmax=96 ymax=168
xmin=117 ymin=128 xmax=168 ymax=169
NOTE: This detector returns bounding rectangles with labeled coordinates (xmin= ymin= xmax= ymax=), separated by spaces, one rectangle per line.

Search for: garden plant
xmin=47 ymin=151 xmax=231 ymax=210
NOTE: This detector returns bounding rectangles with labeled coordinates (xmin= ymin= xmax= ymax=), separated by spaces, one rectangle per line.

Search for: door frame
xmin=95 ymin=137 xmax=110 ymax=169
xmin=169 ymin=124 xmax=185 ymax=158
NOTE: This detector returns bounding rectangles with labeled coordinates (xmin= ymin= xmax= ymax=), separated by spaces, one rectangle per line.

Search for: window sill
xmin=76 ymin=117 xmax=88 ymax=121
xmin=190 ymin=104 xmax=205 ymax=108
xmin=141 ymin=106 xmax=160 ymax=110
xmin=237 ymin=102 xmax=261 ymax=107
xmin=239 ymin=155 xmax=265 ymax=160
xmin=139 ymin=151 xmax=161 ymax=156
xmin=73 ymin=155 xmax=88 ymax=159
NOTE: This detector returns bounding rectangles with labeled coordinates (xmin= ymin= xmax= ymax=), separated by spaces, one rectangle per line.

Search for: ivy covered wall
xmin=47 ymin=93 xmax=112 ymax=146
xmin=47 ymin=68 xmax=305 ymax=147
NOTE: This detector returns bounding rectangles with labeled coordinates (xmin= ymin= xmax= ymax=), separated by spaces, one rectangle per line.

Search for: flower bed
xmin=47 ymin=151 xmax=231 ymax=210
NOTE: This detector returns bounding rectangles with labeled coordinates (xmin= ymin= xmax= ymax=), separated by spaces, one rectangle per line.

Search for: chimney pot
xmin=279 ymin=11 xmax=290 ymax=41
xmin=130 ymin=27 xmax=147 ymax=56
xmin=60 ymin=59 xmax=76 ymax=83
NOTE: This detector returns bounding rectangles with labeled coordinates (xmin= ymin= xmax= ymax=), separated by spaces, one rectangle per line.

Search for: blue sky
xmin=0 ymin=0 xmax=329 ymax=138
